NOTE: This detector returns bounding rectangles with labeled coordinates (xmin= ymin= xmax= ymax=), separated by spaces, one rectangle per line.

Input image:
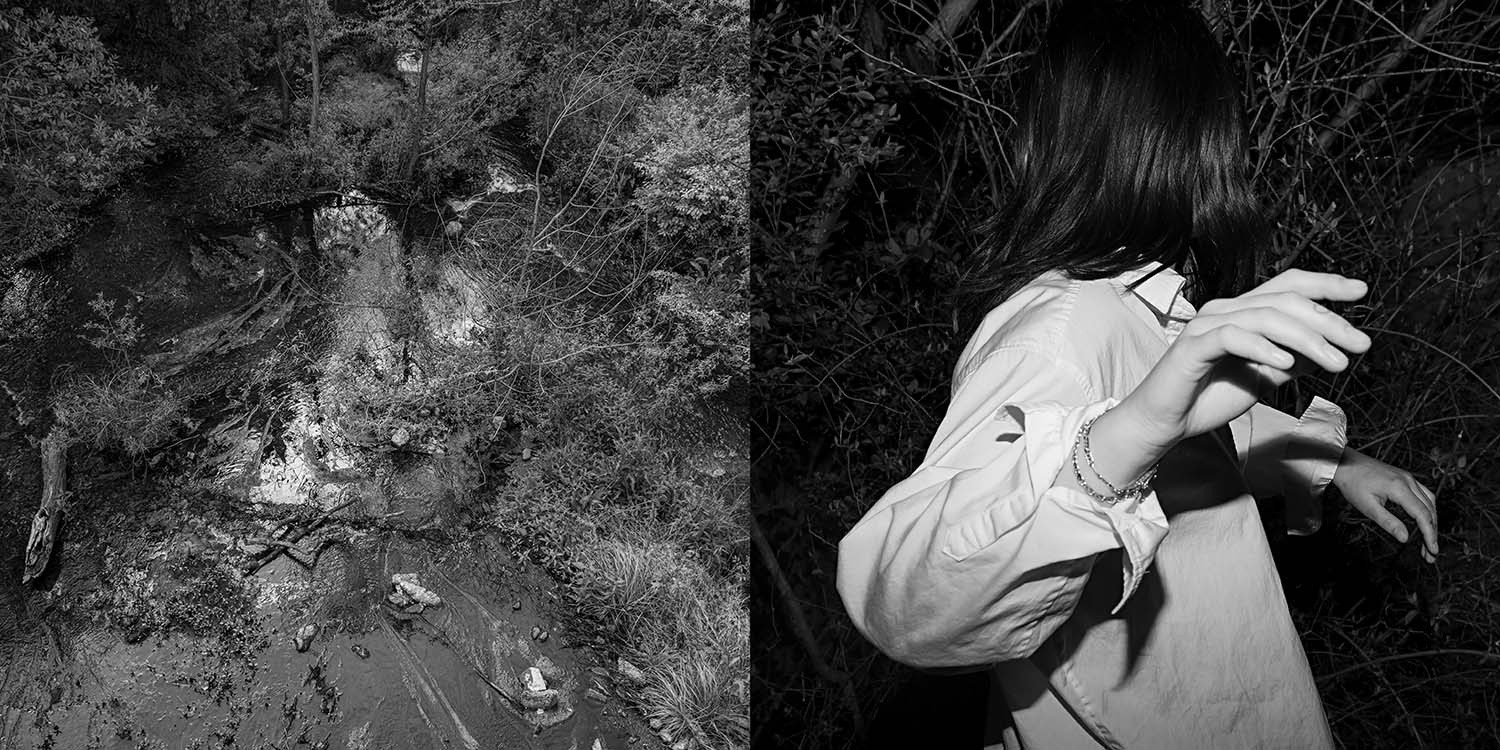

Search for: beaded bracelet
xmin=1071 ymin=412 xmax=1157 ymax=506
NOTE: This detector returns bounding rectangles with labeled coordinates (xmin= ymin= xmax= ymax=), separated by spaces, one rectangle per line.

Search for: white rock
xmin=391 ymin=573 xmax=442 ymax=606
xmin=390 ymin=427 xmax=410 ymax=446
xmin=523 ymin=666 xmax=547 ymax=692
xmin=443 ymin=220 xmax=462 ymax=237
xmin=294 ymin=623 xmax=319 ymax=652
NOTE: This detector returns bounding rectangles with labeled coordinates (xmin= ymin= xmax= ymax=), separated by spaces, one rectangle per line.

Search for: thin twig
xmin=749 ymin=512 xmax=866 ymax=737
xmin=1317 ymin=649 xmax=1500 ymax=684
xmin=1314 ymin=0 xmax=1456 ymax=153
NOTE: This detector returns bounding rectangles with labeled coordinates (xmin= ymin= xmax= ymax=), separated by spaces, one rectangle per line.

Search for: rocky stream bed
xmin=0 ymin=165 xmax=660 ymax=750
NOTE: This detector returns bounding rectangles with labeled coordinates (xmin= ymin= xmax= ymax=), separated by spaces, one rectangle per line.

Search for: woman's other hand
xmin=1334 ymin=447 xmax=1440 ymax=564
xmin=1117 ymin=269 xmax=1372 ymax=453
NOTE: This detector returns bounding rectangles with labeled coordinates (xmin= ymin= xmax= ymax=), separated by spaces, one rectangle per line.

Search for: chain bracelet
xmin=1073 ymin=411 xmax=1158 ymax=506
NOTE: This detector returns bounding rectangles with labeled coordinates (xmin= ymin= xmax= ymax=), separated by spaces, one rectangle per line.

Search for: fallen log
xmin=22 ymin=433 xmax=69 ymax=584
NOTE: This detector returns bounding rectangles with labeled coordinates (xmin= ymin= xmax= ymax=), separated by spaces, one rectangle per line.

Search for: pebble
xmin=535 ymin=655 xmax=561 ymax=681
xmin=585 ymin=686 xmax=609 ymax=704
xmin=672 ymin=741 xmax=689 ymax=750
xmin=512 ymin=600 xmax=522 ymax=611
xmin=649 ymin=718 xmax=663 ymax=731
xmin=531 ymin=625 xmax=542 ymax=640
xmin=618 ymin=658 xmax=647 ymax=685
xmin=522 ymin=447 xmax=533 ymax=460
xmin=351 ymin=644 xmax=370 ymax=659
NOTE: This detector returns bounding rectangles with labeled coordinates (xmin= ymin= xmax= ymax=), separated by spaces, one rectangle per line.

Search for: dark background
xmin=751 ymin=1 xmax=1500 ymax=747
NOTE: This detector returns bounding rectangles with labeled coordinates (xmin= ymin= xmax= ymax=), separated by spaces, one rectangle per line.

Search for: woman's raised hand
xmin=1118 ymin=269 xmax=1371 ymax=453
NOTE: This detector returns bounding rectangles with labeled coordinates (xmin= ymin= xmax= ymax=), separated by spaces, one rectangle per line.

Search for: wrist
xmin=1329 ymin=446 xmax=1355 ymax=490
xmin=1107 ymin=396 xmax=1181 ymax=457
xmin=1087 ymin=402 xmax=1172 ymax=490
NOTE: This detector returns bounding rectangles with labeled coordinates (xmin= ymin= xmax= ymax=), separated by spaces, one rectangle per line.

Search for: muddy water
xmin=2 ymin=532 xmax=629 ymax=750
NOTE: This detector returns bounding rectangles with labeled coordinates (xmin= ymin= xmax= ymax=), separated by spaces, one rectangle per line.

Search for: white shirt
xmin=837 ymin=261 xmax=1347 ymax=749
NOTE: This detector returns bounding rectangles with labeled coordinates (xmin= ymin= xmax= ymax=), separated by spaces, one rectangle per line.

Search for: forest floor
xmin=0 ymin=156 xmax=658 ymax=750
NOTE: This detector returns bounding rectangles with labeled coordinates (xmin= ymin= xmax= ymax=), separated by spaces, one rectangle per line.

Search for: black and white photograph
xmin=753 ymin=1 xmax=1499 ymax=748
xmin=0 ymin=1 xmax=748 ymax=748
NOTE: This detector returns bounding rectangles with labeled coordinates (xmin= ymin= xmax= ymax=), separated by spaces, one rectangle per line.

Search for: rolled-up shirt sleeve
xmin=835 ymin=344 xmax=1170 ymax=670
xmin=1242 ymin=397 xmax=1348 ymax=535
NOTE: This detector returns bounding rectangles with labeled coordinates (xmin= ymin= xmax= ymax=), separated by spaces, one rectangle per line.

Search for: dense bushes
xmin=0 ymin=8 xmax=166 ymax=267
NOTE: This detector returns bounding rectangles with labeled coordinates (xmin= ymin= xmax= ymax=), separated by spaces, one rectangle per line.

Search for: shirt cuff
xmin=997 ymin=398 xmax=1171 ymax=615
xmin=1284 ymin=396 xmax=1348 ymax=536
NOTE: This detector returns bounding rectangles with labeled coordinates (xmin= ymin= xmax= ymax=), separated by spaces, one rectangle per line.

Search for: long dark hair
xmin=961 ymin=0 xmax=1270 ymax=319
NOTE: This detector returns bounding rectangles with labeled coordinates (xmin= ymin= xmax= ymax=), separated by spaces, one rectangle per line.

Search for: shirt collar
xmin=1115 ymin=260 xmax=1188 ymax=317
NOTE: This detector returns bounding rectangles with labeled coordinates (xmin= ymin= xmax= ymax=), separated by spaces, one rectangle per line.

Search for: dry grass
xmin=51 ymin=365 xmax=188 ymax=456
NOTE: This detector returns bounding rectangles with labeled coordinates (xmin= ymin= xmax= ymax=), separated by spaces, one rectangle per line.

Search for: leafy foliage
xmin=630 ymin=84 xmax=750 ymax=248
xmin=0 ymin=8 xmax=164 ymax=266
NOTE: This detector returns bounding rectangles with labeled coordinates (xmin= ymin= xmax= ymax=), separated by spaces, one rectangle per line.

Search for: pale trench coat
xmin=837 ymin=262 xmax=1348 ymax=749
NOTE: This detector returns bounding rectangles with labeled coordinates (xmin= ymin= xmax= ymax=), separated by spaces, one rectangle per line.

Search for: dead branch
xmin=1314 ymin=0 xmax=1456 ymax=153
xmin=750 ymin=512 xmax=866 ymax=736
xmin=921 ymin=0 xmax=980 ymax=49
xmin=240 ymin=494 xmax=360 ymax=576
xmin=22 ymin=431 xmax=69 ymax=584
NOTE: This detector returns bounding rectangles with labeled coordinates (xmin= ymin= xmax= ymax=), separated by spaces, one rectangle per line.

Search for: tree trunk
xmin=305 ymin=0 xmax=321 ymax=137
xmin=401 ymin=39 xmax=432 ymax=186
xmin=276 ymin=27 xmax=291 ymax=131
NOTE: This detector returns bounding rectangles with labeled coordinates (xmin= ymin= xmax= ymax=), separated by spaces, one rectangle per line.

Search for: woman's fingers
xmin=1212 ymin=293 xmax=1372 ymax=355
xmin=1363 ymin=481 xmax=1439 ymax=564
xmin=1404 ymin=476 xmax=1439 ymax=555
xmin=1192 ymin=307 xmax=1358 ymax=372
xmin=1200 ymin=323 xmax=1297 ymax=371
xmin=1248 ymin=269 xmax=1369 ymax=303
xmin=1361 ymin=498 xmax=1413 ymax=548
xmin=1393 ymin=487 xmax=1439 ymax=561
